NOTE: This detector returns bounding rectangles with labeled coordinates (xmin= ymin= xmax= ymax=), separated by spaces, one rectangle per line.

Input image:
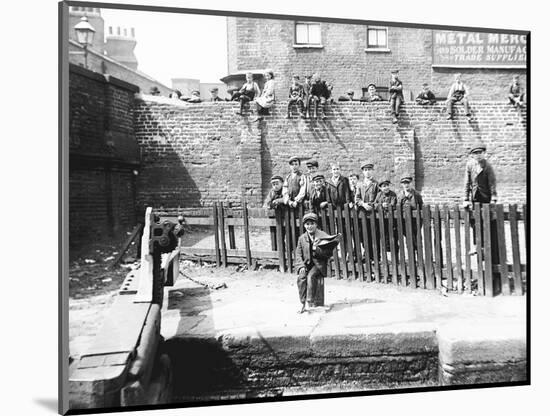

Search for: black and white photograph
xmin=59 ymin=0 xmax=530 ymax=414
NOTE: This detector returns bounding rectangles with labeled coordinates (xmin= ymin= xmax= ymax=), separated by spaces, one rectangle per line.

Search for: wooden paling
xmin=377 ymin=205 xmax=389 ymax=284
xmin=463 ymin=207 xmax=472 ymax=292
xmin=432 ymin=205 xmax=443 ymax=289
xmin=328 ymin=205 xmax=342 ymax=279
xmin=395 ymin=205 xmax=407 ymax=285
xmin=443 ymin=205 xmax=453 ymax=290
xmin=482 ymin=204 xmax=493 ymax=296
xmin=495 ymin=204 xmax=510 ymax=295
xmin=453 ymin=205 xmax=463 ymax=293
xmin=509 ymin=204 xmax=522 ymax=295
xmin=474 ymin=203 xmax=484 ymax=294
xmin=369 ymin=209 xmax=380 ymax=283
xmin=343 ymin=204 xmax=356 ymax=279
xmin=422 ymin=206 xmax=434 ymax=290
xmin=404 ymin=205 xmax=416 ymax=287
xmin=359 ymin=209 xmax=372 ymax=281
xmin=388 ymin=205 xmax=399 ymax=285
xmin=415 ymin=208 xmax=425 ymax=289
xmin=352 ymin=207 xmax=364 ymax=280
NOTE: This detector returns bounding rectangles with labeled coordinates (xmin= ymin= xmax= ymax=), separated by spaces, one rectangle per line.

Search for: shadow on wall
xmin=135 ymin=106 xmax=201 ymax=210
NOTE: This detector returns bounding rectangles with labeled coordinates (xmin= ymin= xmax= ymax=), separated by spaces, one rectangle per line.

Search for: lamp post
xmin=74 ymin=16 xmax=96 ymax=69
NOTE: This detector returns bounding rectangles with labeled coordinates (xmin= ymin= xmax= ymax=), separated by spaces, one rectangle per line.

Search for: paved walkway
xmin=161 ymin=263 xmax=526 ymax=345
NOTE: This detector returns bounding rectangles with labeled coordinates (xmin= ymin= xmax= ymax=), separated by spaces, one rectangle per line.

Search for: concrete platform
xmin=160 ymin=264 xmax=527 ymax=400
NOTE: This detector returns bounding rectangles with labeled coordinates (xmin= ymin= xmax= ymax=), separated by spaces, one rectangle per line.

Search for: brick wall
xmin=69 ymin=64 xmax=140 ymax=245
xmin=134 ymin=99 xmax=526 ymax=209
xmin=226 ymin=18 xmax=526 ymax=101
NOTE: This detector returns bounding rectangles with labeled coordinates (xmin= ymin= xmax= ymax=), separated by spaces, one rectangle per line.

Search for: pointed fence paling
xmin=165 ymin=201 xmax=526 ymax=296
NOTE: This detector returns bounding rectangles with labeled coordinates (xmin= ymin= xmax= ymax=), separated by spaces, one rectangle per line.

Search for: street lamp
xmin=74 ymin=16 xmax=96 ymax=69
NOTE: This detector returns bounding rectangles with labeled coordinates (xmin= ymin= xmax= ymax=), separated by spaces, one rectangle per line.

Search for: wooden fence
xmin=162 ymin=201 xmax=527 ymax=297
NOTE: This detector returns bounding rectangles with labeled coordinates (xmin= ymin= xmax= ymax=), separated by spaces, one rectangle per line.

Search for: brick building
xmin=68 ymin=6 xmax=173 ymax=95
xmin=226 ymin=17 xmax=527 ymax=101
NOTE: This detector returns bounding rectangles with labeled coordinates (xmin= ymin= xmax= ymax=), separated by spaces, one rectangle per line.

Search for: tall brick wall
xmin=134 ymin=99 xmax=526 ymax=209
xmin=226 ymin=17 xmax=526 ymax=101
xmin=69 ymin=64 xmax=140 ymax=245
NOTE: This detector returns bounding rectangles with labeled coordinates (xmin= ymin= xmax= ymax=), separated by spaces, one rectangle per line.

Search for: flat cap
xmin=209 ymin=87 xmax=218 ymax=92
xmin=390 ymin=69 xmax=400 ymax=74
xmin=422 ymin=82 xmax=429 ymax=87
xmin=366 ymin=83 xmax=376 ymax=89
xmin=469 ymin=143 xmax=487 ymax=153
xmin=312 ymin=174 xmax=325 ymax=181
xmin=400 ymin=176 xmax=413 ymax=183
xmin=303 ymin=212 xmax=319 ymax=223
xmin=361 ymin=161 xmax=374 ymax=170
xmin=305 ymin=159 xmax=319 ymax=167
xmin=346 ymin=89 xmax=355 ymax=94
xmin=379 ymin=178 xmax=391 ymax=186
xmin=288 ymin=156 xmax=301 ymax=164
xmin=270 ymin=175 xmax=284 ymax=183
xmin=191 ymin=90 xmax=200 ymax=95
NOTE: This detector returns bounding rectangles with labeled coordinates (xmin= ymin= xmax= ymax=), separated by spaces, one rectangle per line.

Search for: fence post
xmin=495 ymin=204 xmax=510 ymax=295
xmin=463 ymin=207 xmax=472 ymax=292
xmin=377 ymin=205 xmax=389 ymax=284
xmin=433 ymin=205 xmax=443 ymax=289
xmin=482 ymin=204 xmax=494 ymax=296
xmin=395 ymin=205 xmax=407 ymax=285
xmin=509 ymin=204 xmax=522 ymax=295
xmin=474 ymin=203 xmax=484 ymax=294
xmin=275 ymin=208 xmax=286 ymax=272
xmin=415 ymin=208 xmax=425 ymax=289
xmin=422 ymin=206 xmax=434 ymax=290
xmin=242 ymin=198 xmax=252 ymax=268
xmin=443 ymin=205 xmax=453 ymax=291
xmin=453 ymin=205 xmax=463 ymax=293
xmin=218 ymin=202 xmax=227 ymax=267
xmin=328 ymin=205 xmax=342 ymax=279
xmin=213 ymin=203 xmax=221 ymax=267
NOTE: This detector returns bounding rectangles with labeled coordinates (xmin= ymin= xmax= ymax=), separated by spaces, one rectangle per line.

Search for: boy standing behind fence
xmin=283 ymin=156 xmax=306 ymax=208
xmin=355 ymin=162 xmax=379 ymax=211
xmin=374 ymin=179 xmax=398 ymax=254
xmin=264 ymin=175 xmax=286 ymax=209
xmin=326 ymin=163 xmax=350 ymax=209
xmin=463 ymin=143 xmax=498 ymax=262
xmin=310 ymin=174 xmax=328 ymax=215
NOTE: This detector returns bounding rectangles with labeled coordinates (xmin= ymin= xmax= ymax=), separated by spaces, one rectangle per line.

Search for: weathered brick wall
xmin=227 ymin=17 xmax=526 ymax=101
xmin=134 ymin=99 xmax=526 ymax=209
xmin=69 ymin=64 xmax=140 ymax=245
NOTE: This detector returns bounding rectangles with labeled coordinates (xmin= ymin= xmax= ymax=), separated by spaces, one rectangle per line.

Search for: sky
xmin=100 ymin=7 xmax=228 ymax=86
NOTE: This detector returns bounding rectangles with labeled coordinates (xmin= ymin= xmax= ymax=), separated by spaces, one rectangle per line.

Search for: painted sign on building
xmin=432 ymin=31 xmax=527 ymax=68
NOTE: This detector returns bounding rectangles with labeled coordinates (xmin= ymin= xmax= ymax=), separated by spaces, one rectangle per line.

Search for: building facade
xmin=226 ymin=17 xmax=527 ymax=101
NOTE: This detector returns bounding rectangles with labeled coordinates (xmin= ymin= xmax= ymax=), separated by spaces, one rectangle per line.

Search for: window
xmin=366 ymin=26 xmax=389 ymax=50
xmin=295 ymin=22 xmax=322 ymax=46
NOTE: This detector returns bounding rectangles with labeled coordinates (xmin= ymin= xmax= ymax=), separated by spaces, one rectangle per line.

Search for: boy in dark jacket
xmin=295 ymin=213 xmax=340 ymax=313
xmin=283 ymin=156 xmax=306 ymax=208
xmin=288 ymin=75 xmax=306 ymax=118
xmin=375 ymin=179 xmax=398 ymax=253
xmin=415 ymin=83 xmax=437 ymax=105
xmin=326 ymin=163 xmax=350 ymax=209
xmin=310 ymin=174 xmax=328 ymax=215
xmin=264 ymin=175 xmax=286 ymax=209
xmin=310 ymin=73 xmax=331 ymax=119
xmin=389 ymin=69 xmax=404 ymax=123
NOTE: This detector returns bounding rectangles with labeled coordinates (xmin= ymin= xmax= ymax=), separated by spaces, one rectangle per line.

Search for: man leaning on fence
xmin=295 ymin=213 xmax=340 ymax=314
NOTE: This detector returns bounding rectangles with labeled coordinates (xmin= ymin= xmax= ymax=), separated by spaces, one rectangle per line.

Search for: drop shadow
xmin=33 ymin=398 xmax=58 ymax=413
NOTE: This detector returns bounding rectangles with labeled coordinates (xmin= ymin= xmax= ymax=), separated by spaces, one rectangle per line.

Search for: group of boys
xmin=277 ymin=142 xmax=498 ymax=312
xmin=265 ymin=157 xmax=423 ymax=215
xmin=287 ymin=73 xmax=334 ymax=119
xmin=290 ymin=71 xmax=526 ymax=124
